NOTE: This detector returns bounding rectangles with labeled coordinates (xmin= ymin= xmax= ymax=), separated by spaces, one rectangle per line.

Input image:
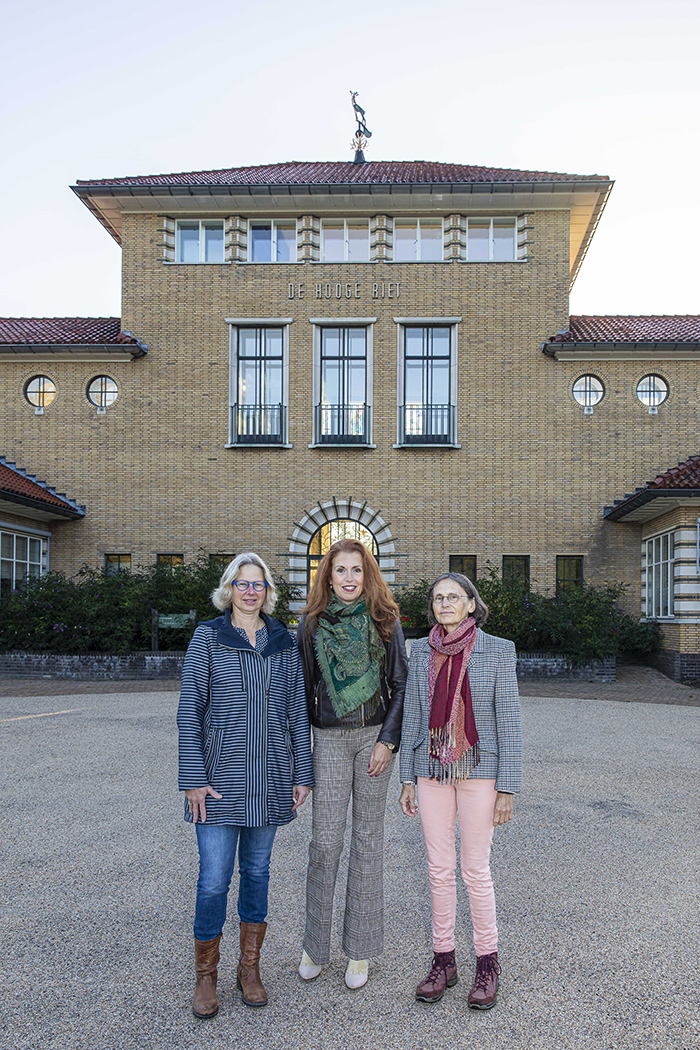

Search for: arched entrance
xmin=287 ymin=498 xmax=397 ymax=608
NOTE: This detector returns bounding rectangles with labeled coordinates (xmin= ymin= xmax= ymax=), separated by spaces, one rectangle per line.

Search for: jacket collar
xmin=199 ymin=612 xmax=294 ymax=657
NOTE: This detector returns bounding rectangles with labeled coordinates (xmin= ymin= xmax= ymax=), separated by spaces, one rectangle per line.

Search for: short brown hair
xmin=427 ymin=572 xmax=489 ymax=627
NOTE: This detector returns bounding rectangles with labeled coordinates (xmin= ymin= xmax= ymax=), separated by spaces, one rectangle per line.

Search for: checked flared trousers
xmin=303 ymin=724 xmax=392 ymax=965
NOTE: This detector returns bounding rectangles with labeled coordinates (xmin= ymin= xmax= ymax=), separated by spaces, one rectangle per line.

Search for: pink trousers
xmin=417 ymin=776 xmax=498 ymax=955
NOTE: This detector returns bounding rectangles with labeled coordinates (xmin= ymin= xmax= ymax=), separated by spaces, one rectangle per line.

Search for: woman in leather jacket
xmin=296 ymin=538 xmax=407 ymax=990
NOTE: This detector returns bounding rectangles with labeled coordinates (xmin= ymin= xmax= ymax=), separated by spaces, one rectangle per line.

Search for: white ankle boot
xmin=298 ymin=950 xmax=322 ymax=980
xmin=345 ymin=959 xmax=369 ymax=989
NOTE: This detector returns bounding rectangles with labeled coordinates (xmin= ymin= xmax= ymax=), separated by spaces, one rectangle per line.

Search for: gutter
xmin=0 ymin=490 xmax=86 ymax=520
xmin=603 ymin=487 xmax=700 ymax=522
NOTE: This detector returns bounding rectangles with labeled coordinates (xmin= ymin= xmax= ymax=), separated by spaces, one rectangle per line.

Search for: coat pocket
xmin=203 ymin=727 xmax=224 ymax=782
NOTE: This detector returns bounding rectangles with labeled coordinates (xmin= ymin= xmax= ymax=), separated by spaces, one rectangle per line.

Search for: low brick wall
xmin=0 ymin=648 xmax=616 ymax=683
xmin=516 ymin=653 xmax=616 ymax=682
xmin=0 ymin=651 xmax=186 ymax=679
xmin=649 ymin=649 xmax=700 ymax=685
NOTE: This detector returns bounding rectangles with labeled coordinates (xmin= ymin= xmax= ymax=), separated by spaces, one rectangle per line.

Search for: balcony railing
xmin=232 ymin=403 xmax=285 ymax=444
xmin=315 ymin=403 xmax=369 ymax=444
xmin=400 ymin=403 xmax=455 ymax=444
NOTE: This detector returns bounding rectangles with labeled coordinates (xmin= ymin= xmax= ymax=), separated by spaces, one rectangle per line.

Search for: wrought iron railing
xmin=232 ymin=404 xmax=285 ymax=444
xmin=400 ymin=404 xmax=455 ymax=444
xmin=315 ymin=403 xmax=369 ymax=444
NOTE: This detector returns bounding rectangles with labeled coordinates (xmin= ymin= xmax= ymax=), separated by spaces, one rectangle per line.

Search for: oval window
xmin=24 ymin=375 xmax=56 ymax=408
xmin=636 ymin=374 xmax=668 ymax=407
xmin=86 ymin=375 xmax=118 ymax=408
xmin=572 ymin=375 xmax=605 ymax=408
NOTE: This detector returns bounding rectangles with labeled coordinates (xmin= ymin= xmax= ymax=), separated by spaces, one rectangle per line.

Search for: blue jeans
xmin=194 ymin=823 xmax=278 ymax=941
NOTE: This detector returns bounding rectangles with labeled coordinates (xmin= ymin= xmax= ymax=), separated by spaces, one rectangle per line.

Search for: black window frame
xmin=316 ymin=326 xmax=369 ymax=444
xmin=449 ymin=554 xmax=477 ymax=580
xmin=556 ymin=556 xmax=584 ymax=595
xmin=400 ymin=325 xmax=455 ymax=445
xmin=233 ymin=326 xmax=286 ymax=445
xmin=105 ymin=553 xmax=131 ymax=574
xmin=502 ymin=555 xmax=530 ymax=589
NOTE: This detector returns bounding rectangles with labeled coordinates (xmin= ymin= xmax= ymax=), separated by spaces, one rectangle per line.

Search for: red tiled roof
xmin=0 ymin=458 xmax=85 ymax=518
xmin=647 ymin=455 xmax=700 ymax=490
xmin=604 ymin=454 xmax=700 ymax=520
xmin=0 ymin=317 xmax=141 ymax=346
xmin=75 ymin=160 xmax=609 ymax=188
xmin=569 ymin=315 xmax=700 ymax=342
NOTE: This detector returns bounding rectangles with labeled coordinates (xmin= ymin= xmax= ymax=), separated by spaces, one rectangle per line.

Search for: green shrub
xmin=0 ymin=558 xmax=302 ymax=654
xmin=396 ymin=570 xmax=661 ymax=666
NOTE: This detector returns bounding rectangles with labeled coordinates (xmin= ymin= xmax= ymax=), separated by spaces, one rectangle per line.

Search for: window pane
xmin=348 ymin=360 xmax=366 ymax=403
xmin=394 ymin=222 xmax=418 ymax=262
xmin=238 ymin=330 xmax=258 ymax=356
xmin=15 ymin=536 xmax=27 ymax=560
xmin=322 ymin=224 xmax=345 ymax=262
xmin=1 ymin=534 xmax=13 ymax=559
xmin=405 ymin=328 xmax=425 ymax=357
xmin=503 ymin=556 xmax=530 ymax=587
xmin=431 ymin=359 xmax=450 ymax=403
xmin=177 ymin=223 xmax=199 ymax=263
xmin=25 ymin=376 xmax=56 ymax=408
xmin=239 ymin=362 xmax=259 ymax=404
xmin=263 ymin=360 xmax=282 ymax=404
xmin=265 ymin=328 xmax=283 ymax=357
xmin=492 ymin=220 xmax=516 ymax=261
xmin=431 ymin=328 xmax=450 ymax=356
xmin=449 ymin=555 xmax=476 ymax=579
xmin=405 ymin=359 xmax=424 ymax=403
xmin=347 ymin=223 xmax=369 ymax=262
xmin=321 ymin=328 xmax=341 ymax=356
xmin=347 ymin=328 xmax=366 ymax=356
xmin=276 ymin=224 xmax=296 ymax=262
xmin=29 ymin=538 xmax=41 ymax=563
xmin=251 ymin=224 xmax=272 ymax=262
xmin=203 ymin=223 xmax=224 ymax=263
xmin=468 ymin=222 xmax=490 ymax=261
xmin=420 ymin=223 xmax=443 ymax=261
xmin=87 ymin=376 xmax=118 ymax=408
xmin=572 ymin=375 xmax=604 ymax=407
xmin=636 ymin=374 xmax=668 ymax=407
xmin=321 ymin=361 xmax=341 ymax=404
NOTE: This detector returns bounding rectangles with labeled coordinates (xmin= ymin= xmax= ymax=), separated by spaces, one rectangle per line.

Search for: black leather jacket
xmin=296 ymin=616 xmax=408 ymax=748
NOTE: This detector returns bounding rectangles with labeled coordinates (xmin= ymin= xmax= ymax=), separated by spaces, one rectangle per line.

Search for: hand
xmin=493 ymin=791 xmax=513 ymax=827
xmin=368 ymin=742 xmax=393 ymax=777
xmin=292 ymin=785 xmax=311 ymax=812
xmin=399 ymin=783 xmax=417 ymax=816
xmin=185 ymin=785 xmax=222 ymax=823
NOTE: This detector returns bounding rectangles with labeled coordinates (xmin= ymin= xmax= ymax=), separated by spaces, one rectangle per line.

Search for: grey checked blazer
xmin=399 ymin=629 xmax=522 ymax=794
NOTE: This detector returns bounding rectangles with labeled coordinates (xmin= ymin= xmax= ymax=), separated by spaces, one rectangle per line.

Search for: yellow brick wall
xmin=2 ymin=204 xmax=699 ymax=624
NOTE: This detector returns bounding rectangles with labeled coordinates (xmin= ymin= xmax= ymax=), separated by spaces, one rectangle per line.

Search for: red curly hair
xmin=303 ymin=538 xmax=400 ymax=643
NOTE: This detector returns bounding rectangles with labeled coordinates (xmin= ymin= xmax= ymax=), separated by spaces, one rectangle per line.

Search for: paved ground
xmin=1 ymin=683 xmax=699 ymax=1050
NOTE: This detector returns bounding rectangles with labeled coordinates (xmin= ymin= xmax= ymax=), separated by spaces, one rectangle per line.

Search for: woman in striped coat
xmin=177 ymin=553 xmax=313 ymax=1018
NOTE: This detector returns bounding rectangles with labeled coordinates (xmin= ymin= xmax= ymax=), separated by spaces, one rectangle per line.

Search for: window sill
xmin=163 ymin=261 xmax=231 ymax=266
xmin=308 ymin=442 xmax=376 ymax=449
xmin=225 ymin=442 xmax=293 ymax=449
xmin=393 ymin=442 xmax=461 ymax=449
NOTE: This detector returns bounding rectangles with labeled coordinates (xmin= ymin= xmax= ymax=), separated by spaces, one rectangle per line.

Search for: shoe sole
xmin=415 ymin=975 xmax=458 ymax=1003
xmin=192 ymin=1006 xmax=219 ymax=1019
xmin=467 ymin=998 xmax=497 ymax=1010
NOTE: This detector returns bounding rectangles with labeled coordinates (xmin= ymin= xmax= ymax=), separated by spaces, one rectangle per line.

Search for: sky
xmin=1 ymin=0 xmax=698 ymax=320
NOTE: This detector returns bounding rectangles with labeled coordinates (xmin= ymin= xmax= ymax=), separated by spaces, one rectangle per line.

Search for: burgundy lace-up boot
xmin=415 ymin=951 xmax=458 ymax=1003
xmin=467 ymin=951 xmax=501 ymax=1009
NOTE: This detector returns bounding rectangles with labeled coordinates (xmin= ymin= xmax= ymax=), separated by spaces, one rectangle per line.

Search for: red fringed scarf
xmin=428 ymin=617 xmax=480 ymax=781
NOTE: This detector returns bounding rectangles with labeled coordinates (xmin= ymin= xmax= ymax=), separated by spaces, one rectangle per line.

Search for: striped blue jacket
xmin=399 ymin=629 xmax=522 ymax=795
xmin=177 ymin=613 xmax=314 ymax=827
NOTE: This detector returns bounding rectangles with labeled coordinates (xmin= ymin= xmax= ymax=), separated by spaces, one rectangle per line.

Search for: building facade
xmin=2 ymin=159 xmax=700 ymax=674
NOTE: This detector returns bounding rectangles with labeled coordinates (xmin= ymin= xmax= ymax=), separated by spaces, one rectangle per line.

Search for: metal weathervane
xmin=350 ymin=91 xmax=372 ymax=163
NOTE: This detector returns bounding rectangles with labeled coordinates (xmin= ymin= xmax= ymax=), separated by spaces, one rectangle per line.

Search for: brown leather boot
xmin=192 ymin=934 xmax=221 ymax=1019
xmin=237 ymin=922 xmax=268 ymax=1007
xmin=415 ymin=950 xmax=458 ymax=1003
xmin=467 ymin=951 xmax=501 ymax=1010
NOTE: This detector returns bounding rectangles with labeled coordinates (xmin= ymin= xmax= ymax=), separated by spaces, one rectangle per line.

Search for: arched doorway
xmin=307 ymin=519 xmax=378 ymax=587
xmin=287 ymin=498 xmax=397 ymax=609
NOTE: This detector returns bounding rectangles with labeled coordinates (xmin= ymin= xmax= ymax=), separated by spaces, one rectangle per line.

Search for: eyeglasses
xmin=233 ymin=580 xmax=269 ymax=592
xmin=432 ymin=593 xmax=468 ymax=606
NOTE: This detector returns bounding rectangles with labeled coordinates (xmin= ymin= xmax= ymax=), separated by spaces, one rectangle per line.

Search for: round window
xmin=636 ymin=374 xmax=668 ymax=407
xmin=86 ymin=375 xmax=118 ymax=408
xmin=24 ymin=375 xmax=56 ymax=408
xmin=572 ymin=375 xmax=605 ymax=408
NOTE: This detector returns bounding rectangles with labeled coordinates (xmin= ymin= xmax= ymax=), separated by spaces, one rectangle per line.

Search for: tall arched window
xmin=307 ymin=520 xmax=378 ymax=587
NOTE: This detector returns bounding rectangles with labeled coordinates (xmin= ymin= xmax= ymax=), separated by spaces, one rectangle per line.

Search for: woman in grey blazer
xmin=399 ymin=572 xmax=521 ymax=1010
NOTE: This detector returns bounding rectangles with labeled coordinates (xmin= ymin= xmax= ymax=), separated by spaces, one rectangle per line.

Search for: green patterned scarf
xmin=314 ymin=597 xmax=385 ymax=724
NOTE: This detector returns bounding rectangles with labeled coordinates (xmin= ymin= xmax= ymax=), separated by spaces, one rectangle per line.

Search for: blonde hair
xmin=211 ymin=552 xmax=278 ymax=615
